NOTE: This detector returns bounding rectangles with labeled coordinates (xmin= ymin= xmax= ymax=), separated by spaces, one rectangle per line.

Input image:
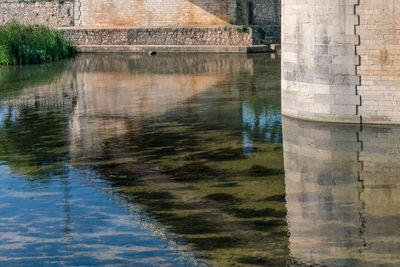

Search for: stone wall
xmin=236 ymin=0 xmax=281 ymax=26
xmin=281 ymin=0 xmax=361 ymax=123
xmin=252 ymin=25 xmax=280 ymax=45
xmin=76 ymin=0 xmax=237 ymax=27
xmin=252 ymin=0 xmax=281 ymax=26
xmin=282 ymin=0 xmax=400 ymax=124
xmin=237 ymin=0 xmax=281 ymax=44
xmin=356 ymin=1 xmax=400 ymax=124
xmin=64 ymin=26 xmax=255 ymax=46
xmin=0 ymin=0 xmax=281 ymax=45
xmin=0 ymin=0 xmax=73 ymax=27
xmin=75 ymin=0 xmax=280 ymax=28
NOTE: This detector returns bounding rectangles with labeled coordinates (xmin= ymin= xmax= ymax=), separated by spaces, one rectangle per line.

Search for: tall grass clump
xmin=0 ymin=21 xmax=76 ymax=65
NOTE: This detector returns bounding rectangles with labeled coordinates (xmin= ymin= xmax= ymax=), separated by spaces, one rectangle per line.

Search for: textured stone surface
xmin=78 ymin=0 xmax=235 ymax=27
xmin=282 ymin=0 xmax=400 ymax=124
xmin=252 ymin=0 xmax=281 ymax=26
xmin=0 ymin=0 xmax=73 ymax=27
xmin=356 ymin=0 xmax=400 ymax=124
xmin=75 ymin=45 xmax=272 ymax=54
xmin=281 ymin=0 xmax=360 ymax=123
xmin=0 ymin=0 xmax=281 ymax=45
xmin=63 ymin=26 xmax=256 ymax=46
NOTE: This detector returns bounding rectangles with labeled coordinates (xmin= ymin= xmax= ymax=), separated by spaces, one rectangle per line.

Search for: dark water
xmin=0 ymin=53 xmax=399 ymax=266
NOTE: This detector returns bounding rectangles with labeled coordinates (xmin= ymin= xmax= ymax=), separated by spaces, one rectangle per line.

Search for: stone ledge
xmin=76 ymin=45 xmax=273 ymax=54
xmin=281 ymin=113 xmax=361 ymax=125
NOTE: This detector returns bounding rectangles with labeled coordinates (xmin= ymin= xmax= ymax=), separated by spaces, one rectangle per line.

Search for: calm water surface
xmin=0 ymin=53 xmax=399 ymax=266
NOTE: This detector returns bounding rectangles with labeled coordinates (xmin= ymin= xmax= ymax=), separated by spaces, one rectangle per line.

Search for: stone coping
xmin=59 ymin=25 xmax=278 ymax=30
xmin=76 ymin=45 xmax=274 ymax=54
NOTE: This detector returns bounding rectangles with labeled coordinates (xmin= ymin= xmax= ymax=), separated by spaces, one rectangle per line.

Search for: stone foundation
xmin=64 ymin=26 xmax=253 ymax=46
xmin=62 ymin=26 xmax=277 ymax=52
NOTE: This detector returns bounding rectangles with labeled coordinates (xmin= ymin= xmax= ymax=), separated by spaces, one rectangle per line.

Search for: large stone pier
xmin=282 ymin=0 xmax=400 ymax=124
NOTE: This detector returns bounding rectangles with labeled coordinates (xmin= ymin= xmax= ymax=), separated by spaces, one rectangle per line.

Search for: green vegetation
xmin=236 ymin=25 xmax=247 ymax=33
xmin=0 ymin=22 xmax=76 ymax=65
xmin=144 ymin=28 xmax=150 ymax=34
xmin=257 ymin=28 xmax=266 ymax=39
xmin=223 ymin=25 xmax=228 ymax=31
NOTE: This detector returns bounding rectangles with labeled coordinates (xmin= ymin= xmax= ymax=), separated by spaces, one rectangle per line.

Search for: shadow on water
xmin=71 ymin=53 xmax=288 ymax=266
xmin=0 ymin=53 xmax=288 ymax=266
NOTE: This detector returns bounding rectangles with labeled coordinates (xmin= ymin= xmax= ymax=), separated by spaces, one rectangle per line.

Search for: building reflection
xmin=0 ymin=53 xmax=287 ymax=266
xmin=283 ymin=117 xmax=400 ymax=266
xmin=3 ymin=52 xmax=400 ymax=266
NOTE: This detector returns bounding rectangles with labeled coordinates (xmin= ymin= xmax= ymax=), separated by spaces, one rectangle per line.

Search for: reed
xmin=0 ymin=21 xmax=76 ymax=65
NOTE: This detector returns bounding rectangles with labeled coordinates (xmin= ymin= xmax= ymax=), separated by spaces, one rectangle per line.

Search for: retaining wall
xmin=0 ymin=0 xmax=73 ymax=27
xmin=0 ymin=0 xmax=281 ymax=46
xmin=64 ymin=26 xmax=253 ymax=46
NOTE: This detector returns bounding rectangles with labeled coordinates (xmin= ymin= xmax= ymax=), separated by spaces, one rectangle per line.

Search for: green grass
xmin=0 ymin=21 xmax=76 ymax=65
xmin=236 ymin=25 xmax=247 ymax=33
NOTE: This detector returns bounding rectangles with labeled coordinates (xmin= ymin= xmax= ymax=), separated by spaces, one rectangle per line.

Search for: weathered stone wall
xmin=236 ymin=0 xmax=281 ymax=25
xmin=252 ymin=0 xmax=280 ymax=25
xmin=75 ymin=0 xmax=280 ymax=28
xmin=252 ymin=25 xmax=280 ymax=45
xmin=282 ymin=1 xmax=400 ymax=124
xmin=0 ymin=0 xmax=281 ymax=45
xmin=356 ymin=1 xmax=400 ymax=124
xmin=0 ymin=0 xmax=73 ymax=27
xmin=235 ymin=0 xmax=281 ymax=44
xmin=76 ymin=0 xmax=237 ymax=27
xmin=64 ymin=26 xmax=255 ymax=46
xmin=283 ymin=117 xmax=400 ymax=266
xmin=281 ymin=0 xmax=360 ymax=123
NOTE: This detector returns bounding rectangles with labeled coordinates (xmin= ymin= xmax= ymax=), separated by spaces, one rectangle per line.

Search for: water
xmin=0 ymin=53 xmax=399 ymax=266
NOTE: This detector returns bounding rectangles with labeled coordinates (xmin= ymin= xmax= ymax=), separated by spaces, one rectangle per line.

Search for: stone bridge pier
xmin=282 ymin=0 xmax=400 ymax=124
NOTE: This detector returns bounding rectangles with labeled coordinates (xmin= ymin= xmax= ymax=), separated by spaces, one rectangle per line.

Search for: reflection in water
xmin=0 ymin=53 xmax=286 ymax=266
xmin=283 ymin=117 xmax=400 ymax=266
xmin=3 ymin=52 xmax=399 ymax=266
